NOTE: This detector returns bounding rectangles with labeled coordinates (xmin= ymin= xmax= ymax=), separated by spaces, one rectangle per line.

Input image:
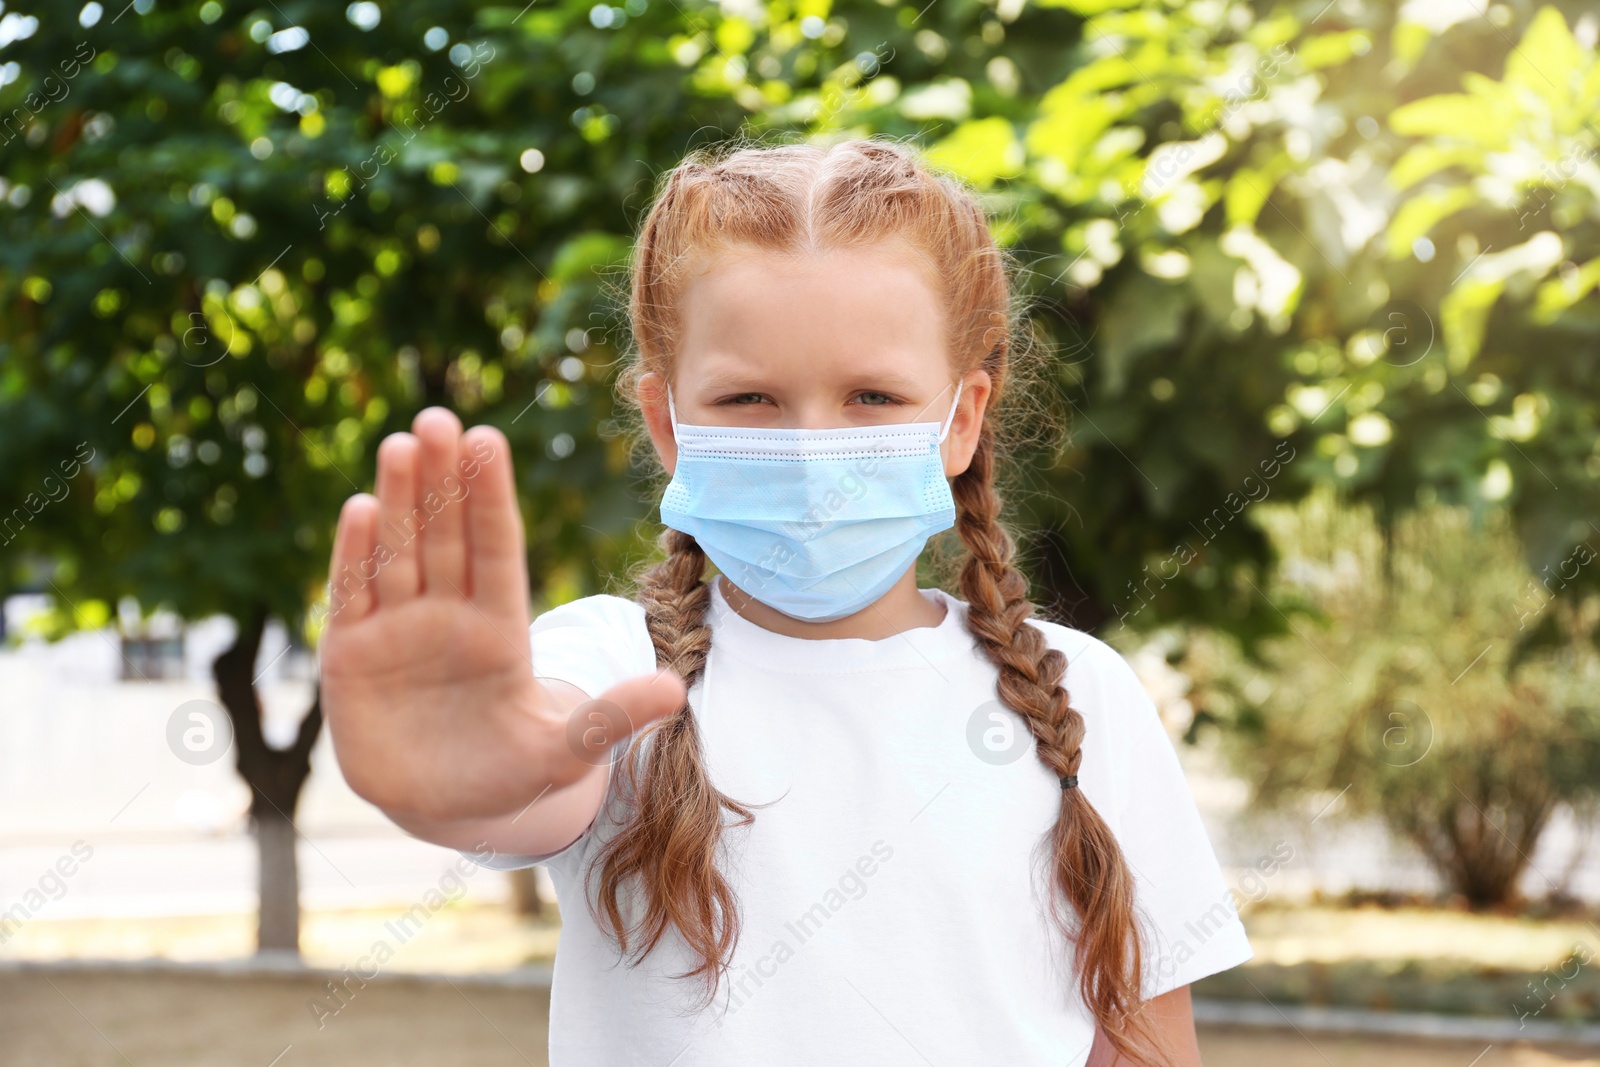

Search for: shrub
xmin=1182 ymin=489 xmax=1600 ymax=909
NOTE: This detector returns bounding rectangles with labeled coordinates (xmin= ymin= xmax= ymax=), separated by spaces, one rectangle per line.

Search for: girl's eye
xmin=722 ymin=393 xmax=770 ymax=406
xmin=851 ymin=391 xmax=896 ymax=406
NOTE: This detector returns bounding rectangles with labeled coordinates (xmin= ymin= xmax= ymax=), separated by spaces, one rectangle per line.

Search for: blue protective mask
xmin=660 ymin=383 xmax=962 ymax=622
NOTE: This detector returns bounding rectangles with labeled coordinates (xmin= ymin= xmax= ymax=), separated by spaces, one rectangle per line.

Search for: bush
xmin=1182 ymin=489 xmax=1600 ymax=909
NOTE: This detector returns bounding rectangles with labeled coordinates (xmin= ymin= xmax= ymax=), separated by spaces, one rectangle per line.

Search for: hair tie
xmin=1059 ymin=775 xmax=1078 ymax=790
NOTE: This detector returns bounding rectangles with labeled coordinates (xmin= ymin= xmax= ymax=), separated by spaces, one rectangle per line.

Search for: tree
xmin=0 ymin=0 xmax=1062 ymax=951
xmin=879 ymin=0 xmax=1600 ymax=642
xmin=0 ymin=0 xmax=762 ymax=952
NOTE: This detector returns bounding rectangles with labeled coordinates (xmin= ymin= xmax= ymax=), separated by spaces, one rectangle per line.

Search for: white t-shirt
xmin=469 ymin=580 xmax=1252 ymax=1066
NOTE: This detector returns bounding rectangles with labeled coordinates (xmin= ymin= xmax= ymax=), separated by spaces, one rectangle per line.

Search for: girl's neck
xmin=716 ymin=568 xmax=946 ymax=640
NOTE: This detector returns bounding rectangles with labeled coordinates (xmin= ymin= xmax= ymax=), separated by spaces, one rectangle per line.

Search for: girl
xmin=321 ymin=137 xmax=1251 ymax=1066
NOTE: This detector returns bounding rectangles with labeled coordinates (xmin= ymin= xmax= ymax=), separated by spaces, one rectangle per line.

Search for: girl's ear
xmin=942 ymin=369 xmax=993 ymax=478
xmin=638 ymin=370 xmax=679 ymax=475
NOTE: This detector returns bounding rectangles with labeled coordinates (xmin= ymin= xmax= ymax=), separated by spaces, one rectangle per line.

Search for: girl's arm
xmin=1086 ymin=985 xmax=1204 ymax=1067
xmin=384 ymin=772 xmax=608 ymax=860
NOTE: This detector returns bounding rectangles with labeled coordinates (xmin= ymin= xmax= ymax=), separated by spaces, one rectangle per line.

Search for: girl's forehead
xmin=675 ymin=244 xmax=949 ymax=386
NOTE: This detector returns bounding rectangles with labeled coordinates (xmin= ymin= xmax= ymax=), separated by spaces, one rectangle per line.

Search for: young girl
xmin=320 ymin=137 xmax=1251 ymax=1066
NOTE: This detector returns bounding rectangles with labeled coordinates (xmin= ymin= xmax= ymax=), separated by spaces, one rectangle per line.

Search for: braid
xmin=639 ymin=527 xmax=715 ymax=685
xmin=588 ymin=527 xmax=756 ymax=1004
xmin=952 ymin=428 xmax=1166 ymax=1066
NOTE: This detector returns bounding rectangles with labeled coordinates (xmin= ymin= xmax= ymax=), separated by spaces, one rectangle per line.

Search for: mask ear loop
xmin=665 ymin=384 xmax=680 ymax=437
xmin=936 ymin=379 xmax=964 ymax=444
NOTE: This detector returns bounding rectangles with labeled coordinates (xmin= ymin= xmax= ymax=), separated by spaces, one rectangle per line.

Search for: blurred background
xmin=1 ymin=0 xmax=1598 ymax=1063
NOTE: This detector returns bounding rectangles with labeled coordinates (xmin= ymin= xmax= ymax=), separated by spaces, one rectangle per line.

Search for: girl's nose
xmin=788 ymin=401 xmax=841 ymax=430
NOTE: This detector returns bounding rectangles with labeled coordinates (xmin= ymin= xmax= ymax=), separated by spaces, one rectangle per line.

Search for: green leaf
xmin=1440 ymin=277 xmax=1505 ymax=370
xmin=1534 ymin=257 xmax=1600 ymax=322
xmin=1099 ymin=273 xmax=1188 ymax=397
xmin=1225 ymin=154 xmax=1292 ymax=227
xmin=1390 ymin=20 xmax=1432 ymax=70
xmin=550 ymin=232 xmax=632 ymax=284
xmin=1386 ymin=187 xmax=1476 ymax=259
xmin=1388 ymin=144 xmax=1481 ymax=192
xmin=1389 ymin=93 xmax=1506 ymax=145
xmin=1034 ymin=0 xmax=1140 ymax=13
xmin=1052 ymin=55 xmax=1145 ymax=102
xmin=927 ymin=117 xmax=1024 ymax=189
xmin=716 ymin=17 xmax=756 ymax=56
xmin=1505 ymin=7 xmax=1585 ymax=114
xmin=1299 ymin=31 xmax=1371 ymax=71
xmin=1027 ymin=89 xmax=1120 ymax=177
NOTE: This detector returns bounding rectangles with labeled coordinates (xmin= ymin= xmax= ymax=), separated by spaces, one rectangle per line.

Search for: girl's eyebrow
xmin=695 ymin=372 xmax=769 ymax=393
xmin=839 ymin=372 xmax=924 ymax=392
xmin=691 ymin=366 xmax=931 ymax=395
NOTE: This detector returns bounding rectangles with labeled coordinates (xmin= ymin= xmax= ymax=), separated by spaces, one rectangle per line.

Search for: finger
xmin=326 ymin=493 xmax=379 ymax=625
xmin=594 ymin=669 xmax=688 ymax=745
xmin=461 ymin=424 xmax=526 ymax=614
xmin=413 ymin=407 xmax=468 ymax=596
xmin=542 ymin=669 xmax=689 ymax=787
xmin=374 ymin=432 xmax=423 ymax=605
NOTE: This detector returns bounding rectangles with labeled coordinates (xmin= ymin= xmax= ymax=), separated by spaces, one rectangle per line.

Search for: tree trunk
xmin=1400 ymin=776 xmax=1556 ymax=910
xmin=213 ymin=608 xmax=324 ymax=955
xmin=256 ymin=807 xmax=301 ymax=951
xmin=508 ymin=867 xmax=545 ymax=918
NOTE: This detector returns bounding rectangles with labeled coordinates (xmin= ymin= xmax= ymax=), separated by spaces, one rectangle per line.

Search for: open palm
xmin=319 ymin=408 xmax=682 ymax=826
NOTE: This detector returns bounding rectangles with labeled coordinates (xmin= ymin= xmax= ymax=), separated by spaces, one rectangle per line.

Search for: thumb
xmin=600 ymin=668 xmax=689 ymax=734
xmin=559 ymin=669 xmax=687 ymax=770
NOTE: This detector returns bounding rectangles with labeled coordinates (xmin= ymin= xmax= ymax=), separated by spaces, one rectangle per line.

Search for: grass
xmin=1196 ymin=901 xmax=1600 ymax=1022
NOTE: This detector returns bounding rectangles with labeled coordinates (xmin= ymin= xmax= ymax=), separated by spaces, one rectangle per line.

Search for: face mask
xmin=659 ymin=382 xmax=963 ymax=623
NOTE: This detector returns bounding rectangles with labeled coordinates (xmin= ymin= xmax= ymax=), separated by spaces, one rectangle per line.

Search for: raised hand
xmin=319 ymin=407 xmax=684 ymax=836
